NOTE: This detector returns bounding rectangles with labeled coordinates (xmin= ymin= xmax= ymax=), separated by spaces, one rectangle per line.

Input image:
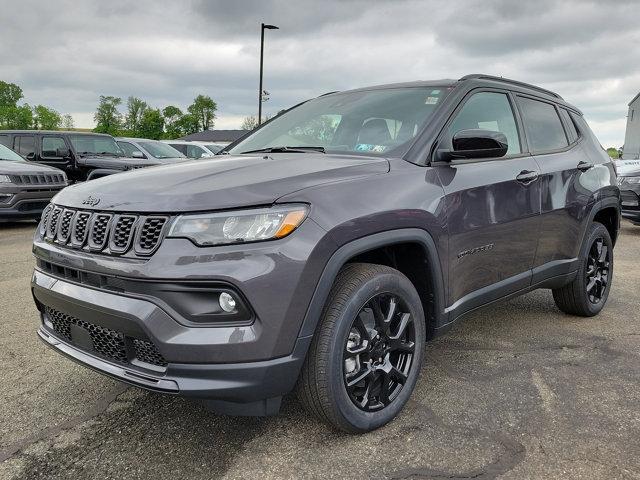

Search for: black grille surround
xmin=40 ymin=204 xmax=169 ymax=256
xmin=44 ymin=306 xmax=168 ymax=368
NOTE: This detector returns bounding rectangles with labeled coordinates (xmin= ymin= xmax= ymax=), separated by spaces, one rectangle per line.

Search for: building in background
xmin=179 ymin=129 xmax=247 ymax=145
xmin=622 ymin=92 xmax=640 ymax=159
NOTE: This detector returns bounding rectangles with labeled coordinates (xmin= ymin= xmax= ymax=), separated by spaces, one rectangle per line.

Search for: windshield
xmin=69 ymin=135 xmax=123 ymax=156
xmin=228 ymin=86 xmax=448 ymax=156
xmin=204 ymin=144 xmax=223 ymax=154
xmin=0 ymin=144 xmax=25 ymax=162
xmin=139 ymin=141 xmax=185 ymax=159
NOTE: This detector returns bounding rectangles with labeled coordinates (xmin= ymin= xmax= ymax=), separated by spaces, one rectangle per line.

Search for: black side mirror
xmin=56 ymin=147 xmax=71 ymax=158
xmin=438 ymin=129 xmax=508 ymax=161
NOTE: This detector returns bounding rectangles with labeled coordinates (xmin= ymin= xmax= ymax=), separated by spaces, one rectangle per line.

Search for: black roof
xmin=180 ymin=130 xmax=248 ymax=142
xmin=0 ymin=130 xmax=111 ymax=136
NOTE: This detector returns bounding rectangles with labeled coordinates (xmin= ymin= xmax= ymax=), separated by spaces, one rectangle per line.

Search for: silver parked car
xmin=116 ymin=138 xmax=188 ymax=164
xmin=161 ymin=140 xmax=223 ymax=158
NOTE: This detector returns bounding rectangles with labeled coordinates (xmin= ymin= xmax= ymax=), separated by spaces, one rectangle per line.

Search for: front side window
xmin=0 ymin=135 xmax=9 ymax=147
xmin=228 ymin=87 xmax=448 ymax=156
xmin=168 ymin=143 xmax=187 ymax=155
xmin=14 ymin=136 xmax=36 ymax=157
xmin=518 ymin=97 xmax=568 ymax=152
xmin=448 ymin=92 xmax=521 ymax=155
xmin=42 ymin=136 xmax=67 ymax=158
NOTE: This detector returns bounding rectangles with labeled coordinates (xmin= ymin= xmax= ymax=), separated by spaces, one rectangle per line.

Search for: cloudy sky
xmin=1 ymin=0 xmax=639 ymax=147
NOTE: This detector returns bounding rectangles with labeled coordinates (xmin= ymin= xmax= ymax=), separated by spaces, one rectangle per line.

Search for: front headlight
xmin=0 ymin=174 xmax=12 ymax=183
xmin=623 ymin=176 xmax=640 ymax=184
xmin=168 ymin=204 xmax=309 ymax=246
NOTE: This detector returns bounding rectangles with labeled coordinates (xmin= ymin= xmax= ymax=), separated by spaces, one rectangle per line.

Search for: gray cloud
xmin=0 ymin=0 xmax=637 ymax=146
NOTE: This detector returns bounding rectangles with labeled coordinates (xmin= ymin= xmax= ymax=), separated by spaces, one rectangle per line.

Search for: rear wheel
xmin=552 ymin=222 xmax=613 ymax=316
xmin=296 ymin=263 xmax=425 ymax=433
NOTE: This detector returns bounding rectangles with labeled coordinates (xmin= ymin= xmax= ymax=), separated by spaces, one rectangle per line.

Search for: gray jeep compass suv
xmin=32 ymin=75 xmax=620 ymax=432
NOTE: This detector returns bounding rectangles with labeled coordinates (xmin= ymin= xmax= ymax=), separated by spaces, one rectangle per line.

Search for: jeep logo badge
xmin=82 ymin=195 xmax=100 ymax=206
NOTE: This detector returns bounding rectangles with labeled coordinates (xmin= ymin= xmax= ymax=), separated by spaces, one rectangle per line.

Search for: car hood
xmin=0 ymin=160 xmax=63 ymax=174
xmin=53 ymin=153 xmax=389 ymax=212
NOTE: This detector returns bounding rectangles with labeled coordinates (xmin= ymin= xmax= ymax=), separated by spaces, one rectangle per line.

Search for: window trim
xmin=430 ymin=87 xmax=531 ymax=166
xmin=117 ymin=141 xmax=146 ymax=158
xmin=514 ymin=94 xmax=572 ymax=156
xmin=40 ymin=135 xmax=70 ymax=160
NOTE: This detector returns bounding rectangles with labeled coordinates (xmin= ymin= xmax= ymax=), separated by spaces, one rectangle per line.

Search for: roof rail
xmin=319 ymin=91 xmax=339 ymax=97
xmin=459 ymin=74 xmax=563 ymax=100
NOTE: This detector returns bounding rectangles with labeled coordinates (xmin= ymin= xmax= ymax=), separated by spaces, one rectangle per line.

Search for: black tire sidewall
xmin=578 ymin=223 xmax=614 ymax=315
xmin=325 ymin=270 xmax=425 ymax=432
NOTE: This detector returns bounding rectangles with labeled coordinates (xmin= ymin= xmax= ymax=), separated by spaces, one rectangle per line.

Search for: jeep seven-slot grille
xmin=40 ymin=204 xmax=168 ymax=256
xmin=10 ymin=173 xmax=65 ymax=185
xmin=45 ymin=306 xmax=167 ymax=367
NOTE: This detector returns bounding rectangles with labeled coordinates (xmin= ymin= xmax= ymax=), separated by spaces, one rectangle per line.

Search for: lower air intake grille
xmin=45 ymin=306 xmax=168 ymax=368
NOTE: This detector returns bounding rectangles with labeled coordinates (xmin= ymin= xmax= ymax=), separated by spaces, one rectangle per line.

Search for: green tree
xmin=240 ymin=115 xmax=258 ymax=131
xmin=93 ymin=95 xmax=122 ymax=135
xmin=606 ymin=147 xmax=619 ymax=159
xmin=33 ymin=105 xmax=62 ymax=130
xmin=175 ymin=113 xmax=200 ymax=136
xmin=6 ymin=104 xmax=34 ymax=129
xmin=162 ymin=105 xmax=184 ymax=138
xmin=187 ymin=95 xmax=217 ymax=131
xmin=0 ymin=81 xmax=27 ymax=128
xmin=124 ymin=96 xmax=148 ymax=135
xmin=138 ymin=108 xmax=164 ymax=140
xmin=61 ymin=114 xmax=74 ymax=130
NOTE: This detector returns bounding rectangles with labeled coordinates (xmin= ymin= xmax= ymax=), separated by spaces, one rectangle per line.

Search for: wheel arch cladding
xmin=297 ymin=228 xmax=447 ymax=342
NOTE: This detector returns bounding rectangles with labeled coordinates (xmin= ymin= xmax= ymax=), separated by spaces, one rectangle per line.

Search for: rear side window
xmin=518 ymin=97 xmax=568 ymax=152
xmin=42 ymin=136 xmax=67 ymax=158
xmin=13 ymin=135 xmax=36 ymax=157
xmin=570 ymin=112 xmax=602 ymax=148
xmin=558 ymin=109 xmax=579 ymax=143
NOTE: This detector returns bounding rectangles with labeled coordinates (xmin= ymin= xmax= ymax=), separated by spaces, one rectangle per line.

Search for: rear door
xmin=435 ymin=90 xmax=541 ymax=316
xmin=516 ymin=96 xmax=592 ymax=281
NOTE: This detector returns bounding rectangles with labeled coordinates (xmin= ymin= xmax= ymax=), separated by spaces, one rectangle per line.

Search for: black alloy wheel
xmin=343 ymin=293 xmax=416 ymax=412
xmin=585 ymin=236 xmax=610 ymax=304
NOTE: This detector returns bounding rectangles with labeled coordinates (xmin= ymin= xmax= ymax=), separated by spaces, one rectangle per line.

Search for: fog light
xmin=219 ymin=292 xmax=237 ymax=313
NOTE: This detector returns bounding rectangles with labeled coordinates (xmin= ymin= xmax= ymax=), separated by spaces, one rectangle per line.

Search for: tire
xmin=552 ymin=222 xmax=613 ymax=316
xmin=296 ymin=263 xmax=425 ymax=433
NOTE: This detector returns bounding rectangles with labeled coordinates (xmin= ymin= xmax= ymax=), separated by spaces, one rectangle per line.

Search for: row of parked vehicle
xmin=0 ymin=130 xmax=227 ymax=222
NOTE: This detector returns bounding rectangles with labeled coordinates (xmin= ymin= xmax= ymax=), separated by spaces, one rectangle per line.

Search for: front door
xmin=435 ymin=90 xmax=541 ymax=316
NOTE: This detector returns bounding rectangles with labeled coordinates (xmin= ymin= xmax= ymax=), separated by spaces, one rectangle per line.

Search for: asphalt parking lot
xmin=0 ymin=221 xmax=639 ymax=480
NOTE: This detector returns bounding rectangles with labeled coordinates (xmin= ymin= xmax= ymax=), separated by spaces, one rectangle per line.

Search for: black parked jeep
xmin=0 ymin=131 xmax=161 ymax=182
xmin=32 ymin=75 xmax=620 ymax=432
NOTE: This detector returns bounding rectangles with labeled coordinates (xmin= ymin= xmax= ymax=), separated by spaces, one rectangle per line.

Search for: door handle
xmin=516 ymin=170 xmax=539 ymax=184
xmin=577 ymin=161 xmax=594 ymax=172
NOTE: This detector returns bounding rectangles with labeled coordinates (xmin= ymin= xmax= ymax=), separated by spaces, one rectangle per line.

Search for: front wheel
xmin=296 ymin=263 xmax=425 ymax=433
xmin=552 ymin=222 xmax=614 ymax=316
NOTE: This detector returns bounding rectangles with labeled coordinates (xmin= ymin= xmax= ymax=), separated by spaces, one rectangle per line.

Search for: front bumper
xmin=0 ymin=187 xmax=63 ymax=220
xmin=33 ymin=270 xmax=311 ymax=414
xmin=620 ymin=187 xmax=640 ymax=223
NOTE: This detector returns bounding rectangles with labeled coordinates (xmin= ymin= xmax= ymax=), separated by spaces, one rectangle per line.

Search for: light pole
xmin=258 ymin=23 xmax=279 ymax=125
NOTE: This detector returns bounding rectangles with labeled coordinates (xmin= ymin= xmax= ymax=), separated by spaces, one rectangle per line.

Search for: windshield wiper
xmin=240 ymin=146 xmax=325 ymax=155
